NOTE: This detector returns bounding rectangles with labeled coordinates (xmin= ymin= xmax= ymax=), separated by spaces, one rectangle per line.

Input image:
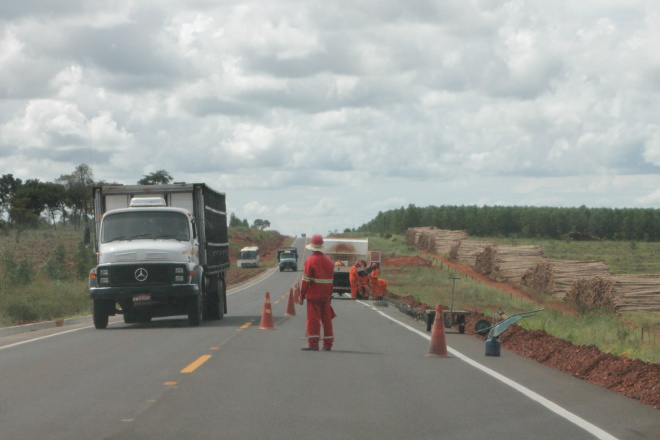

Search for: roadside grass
xmin=0 ymin=279 xmax=90 ymax=327
xmin=369 ymin=234 xmax=660 ymax=364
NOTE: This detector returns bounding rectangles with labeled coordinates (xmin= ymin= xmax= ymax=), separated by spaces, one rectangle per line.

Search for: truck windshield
xmin=240 ymin=251 xmax=257 ymax=259
xmin=101 ymin=211 xmax=190 ymax=243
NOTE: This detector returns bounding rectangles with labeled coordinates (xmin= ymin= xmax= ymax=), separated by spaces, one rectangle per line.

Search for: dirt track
xmin=382 ymin=255 xmax=660 ymax=410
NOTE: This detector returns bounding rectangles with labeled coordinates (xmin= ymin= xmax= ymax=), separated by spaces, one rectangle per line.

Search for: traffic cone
xmin=259 ymin=292 xmax=275 ymax=329
xmin=426 ymin=304 xmax=449 ymax=357
xmin=285 ymin=288 xmax=297 ymax=316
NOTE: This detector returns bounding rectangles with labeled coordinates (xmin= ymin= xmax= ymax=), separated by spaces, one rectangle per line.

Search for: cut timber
xmin=450 ymin=240 xmax=495 ymax=265
xmin=522 ymin=259 xmax=611 ymax=299
xmin=475 ymin=244 xmax=545 ymax=282
xmin=406 ymin=227 xmax=468 ymax=256
xmin=565 ymin=274 xmax=660 ymax=313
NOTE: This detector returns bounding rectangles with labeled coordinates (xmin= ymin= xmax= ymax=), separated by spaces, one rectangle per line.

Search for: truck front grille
xmin=99 ymin=264 xmax=187 ymax=287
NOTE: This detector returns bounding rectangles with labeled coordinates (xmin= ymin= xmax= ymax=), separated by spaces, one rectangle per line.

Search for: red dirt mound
xmin=383 ymin=291 xmax=660 ymax=409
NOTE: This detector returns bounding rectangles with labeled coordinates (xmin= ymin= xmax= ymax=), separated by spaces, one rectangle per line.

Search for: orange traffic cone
xmin=285 ymin=288 xmax=297 ymax=316
xmin=259 ymin=292 xmax=275 ymax=330
xmin=426 ymin=304 xmax=449 ymax=357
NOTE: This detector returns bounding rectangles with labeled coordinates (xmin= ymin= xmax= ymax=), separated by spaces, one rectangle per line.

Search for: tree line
xmin=1 ymin=166 xmax=271 ymax=241
xmin=0 ymin=166 xmax=177 ymax=241
xmin=358 ymin=204 xmax=660 ymax=242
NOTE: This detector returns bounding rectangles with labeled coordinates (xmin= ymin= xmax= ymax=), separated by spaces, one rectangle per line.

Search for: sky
xmin=0 ymin=1 xmax=658 ymax=236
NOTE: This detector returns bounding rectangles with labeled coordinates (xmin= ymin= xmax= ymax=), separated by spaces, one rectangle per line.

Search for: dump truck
xmin=322 ymin=238 xmax=380 ymax=295
xmin=87 ymin=183 xmax=230 ymax=329
xmin=277 ymin=247 xmax=298 ymax=272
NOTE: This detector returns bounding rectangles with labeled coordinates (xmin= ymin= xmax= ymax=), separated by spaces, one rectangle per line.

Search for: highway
xmin=0 ymin=237 xmax=658 ymax=439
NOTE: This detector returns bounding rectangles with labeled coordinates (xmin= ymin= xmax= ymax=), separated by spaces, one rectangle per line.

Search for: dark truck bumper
xmin=89 ymin=283 xmax=199 ymax=301
xmin=279 ymin=262 xmax=297 ymax=271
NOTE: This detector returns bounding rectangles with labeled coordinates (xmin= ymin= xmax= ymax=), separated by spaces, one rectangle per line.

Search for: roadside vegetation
xmin=0 ymin=224 xmax=288 ymax=328
xmin=366 ymin=233 xmax=660 ymax=364
xmin=0 ymin=227 xmax=94 ymax=327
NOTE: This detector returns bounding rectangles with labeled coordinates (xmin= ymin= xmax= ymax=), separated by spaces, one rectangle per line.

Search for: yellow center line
xmin=181 ymin=355 xmax=212 ymax=373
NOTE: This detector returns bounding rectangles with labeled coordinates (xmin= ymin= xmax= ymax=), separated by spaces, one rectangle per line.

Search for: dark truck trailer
xmin=88 ymin=183 xmax=230 ymax=328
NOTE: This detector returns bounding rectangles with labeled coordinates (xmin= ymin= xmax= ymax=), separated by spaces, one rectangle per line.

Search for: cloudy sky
xmin=1 ymin=1 xmax=658 ymax=236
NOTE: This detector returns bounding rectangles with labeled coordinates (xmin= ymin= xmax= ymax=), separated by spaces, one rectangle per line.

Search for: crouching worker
xmin=369 ymin=262 xmax=382 ymax=299
xmin=300 ymin=234 xmax=335 ymax=351
xmin=355 ymin=261 xmax=370 ymax=299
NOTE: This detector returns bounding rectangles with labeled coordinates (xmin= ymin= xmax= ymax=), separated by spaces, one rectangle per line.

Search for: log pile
xmin=405 ymin=227 xmax=468 ymax=255
xmin=406 ymin=227 xmax=660 ymax=314
xmin=564 ymin=277 xmax=617 ymax=312
xmin=450 ymin=240 xmax=495 ymax=266
xmin=564 ymin=274 xmax=660 ymax=313
xmin=521 ymin=259 xmax=611 ymax=299
xmin=610 ymin=274 xmax=660 ymax=313
xmin=475 ymin=245 xmax=544 ymax=282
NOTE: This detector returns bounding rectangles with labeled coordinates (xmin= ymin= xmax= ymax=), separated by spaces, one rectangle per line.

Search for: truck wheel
xmin=93 ymin=300 xmax=109 ymax=329
xmin=188 ymin=295 xmax=202 ymax=326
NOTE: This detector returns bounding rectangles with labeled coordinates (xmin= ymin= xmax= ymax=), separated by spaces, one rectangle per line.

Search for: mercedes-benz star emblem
xmin=135 ymin=268 xmax=148 ymax=282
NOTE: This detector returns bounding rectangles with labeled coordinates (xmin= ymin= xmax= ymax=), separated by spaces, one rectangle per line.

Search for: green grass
xmin=0 ymin=279 xmax=90 ymax=327
xmin=368 ymin=233 xmax=660 ymax=364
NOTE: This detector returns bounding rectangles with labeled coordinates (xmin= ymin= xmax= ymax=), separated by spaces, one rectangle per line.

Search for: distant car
xmin=301 ymin=233 xmax=306 ymax=237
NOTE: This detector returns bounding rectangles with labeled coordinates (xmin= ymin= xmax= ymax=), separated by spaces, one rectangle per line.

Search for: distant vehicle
xmin=277 ymin=247 xmax=298 ymax=272
xmin=87 ymin=183 xmax=230 ymax=329
xmin=237 ymin=246 xmax=259 ymax=268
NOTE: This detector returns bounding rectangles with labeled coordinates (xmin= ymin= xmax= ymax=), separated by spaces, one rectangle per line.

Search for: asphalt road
xmin=1 ymin=238 xmax=658 ymax=440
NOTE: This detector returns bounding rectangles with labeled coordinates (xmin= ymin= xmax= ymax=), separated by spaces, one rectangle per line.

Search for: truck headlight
xmin=99 ymin=268 xmax=110 ymax=285
xmin=173 ymin=266 xmax=187 ymax=284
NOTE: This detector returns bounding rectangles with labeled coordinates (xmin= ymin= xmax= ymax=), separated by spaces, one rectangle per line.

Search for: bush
xmin=74 ymin=241 xmax=95 ymax=280
xmin=40 ymin=244 xmax=69 ymax=281
xmin=1 ymin=251 xmax=32 ymax=287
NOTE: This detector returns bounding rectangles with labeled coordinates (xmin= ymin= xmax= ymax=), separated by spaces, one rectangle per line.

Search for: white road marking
xmin=364 ymin=301 xmax=619 ymax=440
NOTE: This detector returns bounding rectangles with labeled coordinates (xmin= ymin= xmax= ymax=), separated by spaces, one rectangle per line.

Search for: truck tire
xmin=188 ymin=295 xmax=202 ymax=326
xmin=93 ymin=300 xmax=109 ymax=329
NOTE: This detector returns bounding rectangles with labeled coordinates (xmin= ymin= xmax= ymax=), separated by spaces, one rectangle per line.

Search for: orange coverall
xmin=370 ymin=267 xmax=381 ymax=298
xmin=300 ymin=251 xmax=335 ymax=350
xmin=356 ymin=267 xmax=370 ymax=299
xmin=349 ymin=264 xmax=359 ymax=298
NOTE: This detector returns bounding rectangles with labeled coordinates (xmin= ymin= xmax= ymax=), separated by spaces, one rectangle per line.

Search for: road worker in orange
xmin=299 ymin=234 xmax=336 ymax=351
xmin=355 ymin=260 xmax=370 ymax=299
xmin=349 ymin=260 xmax=362 ymax=299
xmin=369 ymin=262 xmax=381 ymax=299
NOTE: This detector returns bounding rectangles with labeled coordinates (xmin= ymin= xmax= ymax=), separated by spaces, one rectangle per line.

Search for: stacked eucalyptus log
xmin=474 ymin=244 xmax=545 ymax=282
xmin=405 ymin=227 xmax=660 ymax=314
xmin=521 ymin=259 xmax=611 ymax=299
xmin=405 ymin=227 xmax=467 ymax=255
xmin=450 ymin=240 xmax=494 ymax=265
xmin=565 ymin=274 xmax=660 ymax=313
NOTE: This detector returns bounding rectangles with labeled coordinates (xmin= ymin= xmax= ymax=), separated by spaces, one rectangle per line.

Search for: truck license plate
xmin=133 ymin=294 xmax=151 ymax=302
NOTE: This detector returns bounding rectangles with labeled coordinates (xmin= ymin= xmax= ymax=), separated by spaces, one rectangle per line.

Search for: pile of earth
xmin=382 ymin=256 xmax=660 ymax=410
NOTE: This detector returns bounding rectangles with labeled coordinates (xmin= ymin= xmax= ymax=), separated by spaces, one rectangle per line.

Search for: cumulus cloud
xmin=0 ymin=0 xmax=657 ymax=234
